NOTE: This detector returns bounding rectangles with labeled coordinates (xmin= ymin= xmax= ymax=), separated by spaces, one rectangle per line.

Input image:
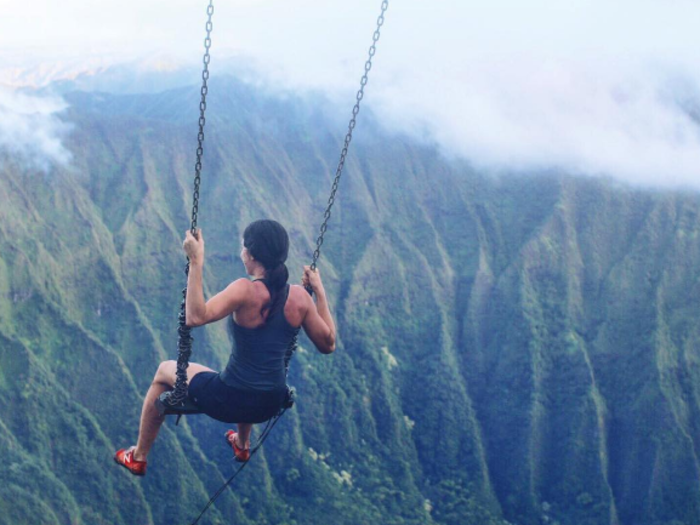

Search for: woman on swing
xmin=115 ymin=219 xmax=336 ymax=475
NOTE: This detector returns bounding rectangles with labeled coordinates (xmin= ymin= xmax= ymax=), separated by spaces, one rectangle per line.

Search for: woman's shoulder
xmin=228 ymin=278 xmax=255 ymax=292
xmin=288 ymin=284 xmax=312 ymax=307
xmin=223 ymin=278 xmax=257 ymax=303
xmin=288 ymin=283 xmax=309 ymax=295
xmin=283 ymin=284 xmax=310 ymax=327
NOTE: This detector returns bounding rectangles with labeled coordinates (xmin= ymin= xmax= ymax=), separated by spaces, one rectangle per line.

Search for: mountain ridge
xmin=1 ymin=77 xmax=699 ymax=525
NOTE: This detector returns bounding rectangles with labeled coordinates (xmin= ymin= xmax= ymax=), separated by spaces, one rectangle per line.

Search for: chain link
xmin=190 ymin=0 xmax=215 ymax=235
xmin=166 ymin=0 xmax=215 ymax=407
xmin=310 ymin=0 xmax=389 ymax=271
xmin=168 ymin=0 xmax=387 ymax=406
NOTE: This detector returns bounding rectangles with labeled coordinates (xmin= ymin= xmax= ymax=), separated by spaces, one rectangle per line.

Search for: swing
xmin=155 ymin=0 xmax=390 ymax=425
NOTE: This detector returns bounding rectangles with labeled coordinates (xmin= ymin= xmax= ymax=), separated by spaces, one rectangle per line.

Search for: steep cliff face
xmin=1 ymin=78 xmax=699 ymax=525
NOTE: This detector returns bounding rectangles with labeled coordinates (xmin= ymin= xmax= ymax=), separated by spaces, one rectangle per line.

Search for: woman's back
xmin=220 ymin=280 xmax=305 ymax=392
xmin=232 ymin=279 xmax=306 ymax=329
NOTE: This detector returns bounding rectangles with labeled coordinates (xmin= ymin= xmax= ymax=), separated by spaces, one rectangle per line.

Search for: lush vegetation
xmin=1 ymin=77 xmax=699 ymax=525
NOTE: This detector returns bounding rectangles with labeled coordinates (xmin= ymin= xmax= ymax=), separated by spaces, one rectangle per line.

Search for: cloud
xmin=372 ymin=57 xmax=700 ymax=190
xmin=0 ymin=87 xmax=72 ymax=170
xmin=3 ymin=0 xmax=700 ymax=188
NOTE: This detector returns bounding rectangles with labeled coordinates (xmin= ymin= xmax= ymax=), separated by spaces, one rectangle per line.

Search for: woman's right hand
xmin=183 ymin=229 xmax=205 ymax=265
xmin=301 ymin=265 xmax=324 ymax=294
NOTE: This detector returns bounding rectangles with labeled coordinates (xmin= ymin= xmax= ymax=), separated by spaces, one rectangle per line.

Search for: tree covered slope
xmin=1 ymin=78 xmax=699 ymax=525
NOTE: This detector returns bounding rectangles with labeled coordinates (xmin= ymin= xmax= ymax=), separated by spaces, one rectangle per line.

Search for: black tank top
xmin=220 ymin=283 xmax=298 ymax=392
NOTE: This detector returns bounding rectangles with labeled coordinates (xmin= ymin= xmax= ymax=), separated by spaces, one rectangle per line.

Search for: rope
xmin=188 ymin=408 xmax=288 ymax=525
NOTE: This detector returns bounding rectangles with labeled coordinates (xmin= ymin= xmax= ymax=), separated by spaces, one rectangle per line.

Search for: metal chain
xmin=284 ymin=328 xmax=300 ymax=375
xmin=169 ymin=283 xmax=194 ymax=406
xmin=168 ymin=0 xmax=388 ymax=408
xmin=164 ymin=0 xmax=215 ymax=407
xmin=190 ymin=0 xmax=215 ymax=235
xmin=310 ymin=0 xmax=389 ymax=271
xmin=172 ymin=5 xmax=389 ymax=520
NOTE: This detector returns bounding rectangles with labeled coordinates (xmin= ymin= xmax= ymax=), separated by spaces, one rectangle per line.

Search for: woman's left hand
xmin=183 ymin=229 xmax=205 ymax=265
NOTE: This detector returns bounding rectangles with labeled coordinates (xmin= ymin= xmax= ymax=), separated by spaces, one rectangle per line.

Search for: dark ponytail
xmin=243 ymin=219 xmax=290 ymax=319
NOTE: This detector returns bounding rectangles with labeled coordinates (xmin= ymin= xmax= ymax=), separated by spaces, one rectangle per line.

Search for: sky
xmin=1 ymin=0 xmax=700 ymax=189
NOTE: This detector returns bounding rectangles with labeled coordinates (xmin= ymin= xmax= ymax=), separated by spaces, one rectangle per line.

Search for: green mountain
xmin=1 ymin=77 xmax=699 ymax=525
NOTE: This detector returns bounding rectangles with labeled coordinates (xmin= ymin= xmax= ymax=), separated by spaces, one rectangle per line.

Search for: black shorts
xmin=188 ymin=372 xmax=286 ymax=424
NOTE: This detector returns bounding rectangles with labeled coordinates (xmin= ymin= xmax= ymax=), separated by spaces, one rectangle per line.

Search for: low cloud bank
xmin=3 ymin=0 xmax=700 ymax=189
xmin=4 ymin=53 xmax=700 ymax=191
xmin=372 ymin=58 xmax=700 ymax=190
xmin=0 ymin=87 xmax=72 ymax=170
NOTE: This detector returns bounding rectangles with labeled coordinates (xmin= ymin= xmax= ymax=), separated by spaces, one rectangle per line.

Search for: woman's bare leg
xmin=133 ymin=360 xmax=214 ymax=461
xmin=237 ymin=423 xmax=253 ymax=449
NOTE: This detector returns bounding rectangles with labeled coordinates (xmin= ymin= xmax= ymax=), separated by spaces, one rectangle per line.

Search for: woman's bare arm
xmin=182 ymin=229 xmax=246 ymax=327
xmin=301 ymin=267 xmax=336 ymax=354
xmin=186 ymin=276 xmax=248 ymax=327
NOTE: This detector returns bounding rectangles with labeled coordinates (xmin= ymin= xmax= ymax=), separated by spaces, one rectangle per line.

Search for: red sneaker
xmin=225 ymin=430 xmax=250 ymax=462
xmin=114 ymin=446 xmax=147 ymax=476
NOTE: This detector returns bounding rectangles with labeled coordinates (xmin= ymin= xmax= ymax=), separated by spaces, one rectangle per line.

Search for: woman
xmin=115 ymin=219 xmax=336 ymax=476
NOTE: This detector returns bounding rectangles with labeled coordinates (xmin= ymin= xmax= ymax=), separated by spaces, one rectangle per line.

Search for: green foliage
xmin=429 ymin=480 xmax=508 ymax=525
xmin=1 ymin=79 xmax=700 ymax=525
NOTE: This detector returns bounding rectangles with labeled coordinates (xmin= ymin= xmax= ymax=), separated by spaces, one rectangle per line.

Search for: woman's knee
xmin=154 ymin=360 xmax=177 ymax=384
